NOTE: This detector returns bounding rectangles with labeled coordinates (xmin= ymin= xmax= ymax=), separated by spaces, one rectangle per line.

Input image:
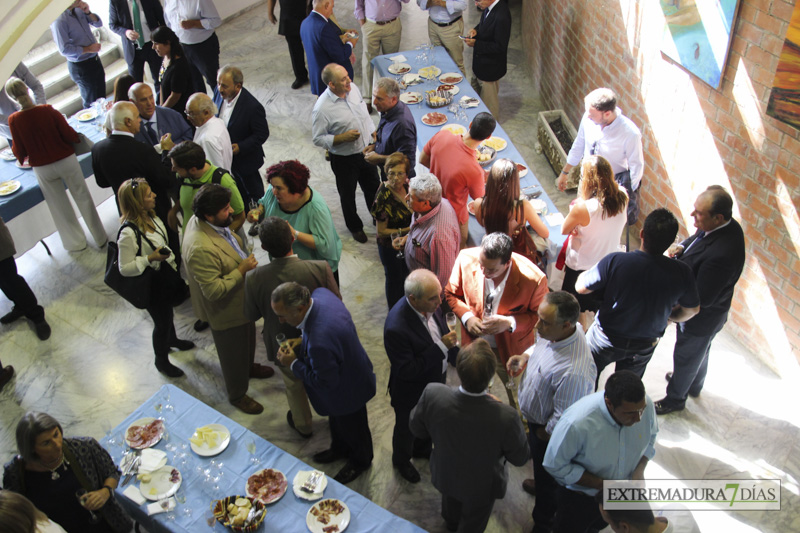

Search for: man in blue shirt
xmin=50 ymin=1 xmax=107 ymax=109
xmin=364 ymin=77 xmax=417 ymax=180
xmin=544 ymin=370 xmax=658 ymax=533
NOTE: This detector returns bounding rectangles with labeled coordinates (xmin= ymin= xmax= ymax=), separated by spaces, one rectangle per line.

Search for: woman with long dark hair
xmin=151 ymin=26 xmax=193 ymax=118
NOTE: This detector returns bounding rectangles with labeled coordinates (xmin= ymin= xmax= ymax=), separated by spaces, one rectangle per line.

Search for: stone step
xmin=48 ymin=57 xmax=130 ymax=117
xmin=36 ymin=41 xmax=123 ymax=102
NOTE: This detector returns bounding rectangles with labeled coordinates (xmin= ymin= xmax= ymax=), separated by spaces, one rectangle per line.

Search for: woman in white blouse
xmin=117 ymin=178 xmax=193 ymax=377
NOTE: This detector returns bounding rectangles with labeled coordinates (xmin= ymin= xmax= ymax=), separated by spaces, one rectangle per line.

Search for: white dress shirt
xmin=163 ymin=0 xmax=221 ymax=44
xmin=408 ymin=298 xmax=449 ymax=374
xmin=193 ymin=116 xmax=232 ymax=170
xmin=311 ymin=84 xmax=375 ymax=155
xmin=218 ymin=89 xmax=241 ymax=127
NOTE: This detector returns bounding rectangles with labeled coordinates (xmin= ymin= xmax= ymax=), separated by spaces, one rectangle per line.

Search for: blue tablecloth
xmin=103 ymin=385 xmax=426 ymax=533
xmin=0 ymin=115 xmax=105 ymax=222
xmin=372 ymin=47 xmax=566 ymax=248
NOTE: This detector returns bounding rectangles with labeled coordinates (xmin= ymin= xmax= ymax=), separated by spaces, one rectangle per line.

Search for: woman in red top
xmin=5 ymin=78 xmax=107 ymax=251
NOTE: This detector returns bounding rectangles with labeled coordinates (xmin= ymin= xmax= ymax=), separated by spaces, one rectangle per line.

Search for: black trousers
xmin=285 ymin=34 xmax=308 ymax=82
xmin=0 ymin=255 xmax=44 ymax=323
xmin=553 ymin=486 xmax=607 ymax=533
xmin=329 ymin=153 xmax=380 ymax=233
xmin=128 ymin=42 xmax=162 ymax=90
xmin=329 ymin=405 xmax=373 ymax=469
xmin=182 ymin=32 xmax=220 ymax=90
xmin=145 ymin=265 xmax=185 ymax=358
xmin=391 ymin=377 xmax=443 ymax=465
xmin=232 ymin=166 xmax=265 ymax=209
xmin=68 ymin=56 xmax=106 ymax=109
xmin=528 ymin=423 xmax=557 ymax=532
xmin=441 ymin=494 xmax=495 ymax=533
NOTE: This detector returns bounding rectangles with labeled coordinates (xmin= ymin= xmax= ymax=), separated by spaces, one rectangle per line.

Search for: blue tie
xmin=144 ymin=121 xmax=158 ymax=145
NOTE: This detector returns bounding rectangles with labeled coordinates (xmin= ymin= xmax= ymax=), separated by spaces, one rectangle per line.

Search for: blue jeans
xmin=67 ymin=55 xmax=106 ymax=109
xmin=378 ymin=243 xmax=409 ymax=309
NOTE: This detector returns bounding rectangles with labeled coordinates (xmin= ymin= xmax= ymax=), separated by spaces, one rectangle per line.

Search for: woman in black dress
xmin=151 ymin=26 xmax=193 ymax=118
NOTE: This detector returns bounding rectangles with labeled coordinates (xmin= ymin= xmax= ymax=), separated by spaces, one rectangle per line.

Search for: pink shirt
xmin=424 ymin=131 xmax=485 ymax=224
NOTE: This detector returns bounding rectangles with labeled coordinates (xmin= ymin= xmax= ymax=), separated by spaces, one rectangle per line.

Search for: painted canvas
xmin=766 ymin=0 xmax=800 ymax=131
xmin=660 ymin=0 xmax=741 ymax=89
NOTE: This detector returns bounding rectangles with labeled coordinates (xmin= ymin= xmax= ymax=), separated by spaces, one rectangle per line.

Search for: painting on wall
xmin=766 ymin=0 xmax=800 ymax=131
xmin=660 ymin=0 xmax=742 ymax=89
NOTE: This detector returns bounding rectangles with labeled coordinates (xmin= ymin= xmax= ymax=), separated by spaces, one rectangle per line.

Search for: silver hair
xmin=404 ymin=268 xmax=439 ymax=299
xmin=109 ymin=101 xmax=138 ymax=130
xmin=188 ymin=93 xmax=218 ymax=116
xmin=375 ymin=77 xmax=400 ymax=98
xmin=128 ymin=82 xmax=153 ymax=101
xmin=218 ymin=65 xmax=243 ymax=86
xmin=4 ymin=78 xmax=29 ymax=102
xmin=271 ymin=281 xmax=311 ymax=308
xmin=15 ymin=412 xmax=62 ymax=463
xmin=408 ymin=174 xmax=442 ymax=206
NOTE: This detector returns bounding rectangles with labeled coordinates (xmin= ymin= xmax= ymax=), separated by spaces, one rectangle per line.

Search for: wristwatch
xmin=103 ymin=485 xmax=115 ymax=500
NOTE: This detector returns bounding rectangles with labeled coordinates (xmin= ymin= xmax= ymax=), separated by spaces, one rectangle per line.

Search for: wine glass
xmin=163 ymin=426 xmax=177 ymax=453
xmin=506 ymin=359 xmax=520 ymax=390
xmin=446 ymin=312 xmax=459 ymax=346
xmin=246 ymin=437 xmax=259 ymax=465
xmin=391 ymin=232 xmax=404 ymax=259
xmin=75 ymin=489 xmax=100 ymax=524
xmin=175 ymin=488 xmax=192 ymax=518
xmin=162 ymin=388 xmax=174 ymax=413
xmin=159 ymin=493 xmax=175 ymax=521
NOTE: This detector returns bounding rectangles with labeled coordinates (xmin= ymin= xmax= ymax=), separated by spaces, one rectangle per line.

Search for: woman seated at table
xmin=247 ymin=160 xmax=343 ymax=284
xmin=370 ymin=152 xmax=412 ymax=308
xmin=151 ymin=26 xmax=193 ymax=120
xmin=5 ymin=78 xmax=107 ymax=252
xmin=470 ymin=158 xmax=549 ymax=266
xmin=117 ymin=178 xmax=193 ymax=378
xmin=561 ymin=154 xmax=628 ymax=324
xmin=2 ymin=412 xmax=133 ymax=533
xmin=0 ymin=490 xmax=67 ymax=533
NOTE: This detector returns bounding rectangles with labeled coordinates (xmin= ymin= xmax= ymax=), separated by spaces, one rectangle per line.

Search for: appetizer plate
xmin=516 ymin=162 xmax=528 ymax=178
xmin=0 ymin=180 xmax=21 ymax=196
xmin=139 ymin=465 xmax=181 ymax=500
xmin=440 ymin=124 xmax=467 ymax=136
xmin=402 ymin=73 xmax=422 ymax=85
xmin=292 ymin=470 xmax=328 ymax=501
xmin=388 ymin=63 xmax=411 ymax=75
xmin=189 ymin=423 xmax=230 ymax=457
xmin=246 ymin=468 xmax=288 ymax=504
xmin=125 ymin=417 xmax=164 ymax=449
xmin=77 ymin=109 xmax=97 ymax=122
xmin=438 ymin=72 xmax=463 ymax=84
xmin=421 ymin=112 xmax=447 ymax=127
xmin=399 ymin=92 xmax=422 ymax=105
xmin=306 ymin=498 xmax=350 ymax=533
xmin=0 ymin=148 xmax=16 ymax=161
xmin=418 ymin=66 xmax=441 ymax=79
xmin=437 ymin=84 xmax=459 ymax=96
xmin=481 ymin=136 xmax=507 ymax=151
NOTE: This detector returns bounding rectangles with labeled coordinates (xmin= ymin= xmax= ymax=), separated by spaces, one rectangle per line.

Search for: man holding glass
xmin=384 ymin=269 xmax=458 ymax=483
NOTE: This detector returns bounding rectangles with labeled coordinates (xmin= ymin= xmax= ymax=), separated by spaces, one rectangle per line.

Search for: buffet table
xmin=372 ymin=46 xmax=566 ymax=248
xmin=103 ymin=385 xmax=426 ymax=533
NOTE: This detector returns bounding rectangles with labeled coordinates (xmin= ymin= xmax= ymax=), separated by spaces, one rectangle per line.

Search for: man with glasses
xmin=544 ymin=370 xmax=658 ymax=533
xmin=186 ymin=92 xmax=232 ymax=171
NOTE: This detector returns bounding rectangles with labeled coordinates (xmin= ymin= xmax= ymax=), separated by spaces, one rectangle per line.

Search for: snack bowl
xmin=424 ymin=89 xmax=453 ymax=108
xmin=212 ymin=495 xmax=266 ymax=532
xmin=476 ymin=145 xmax=496 ymax=167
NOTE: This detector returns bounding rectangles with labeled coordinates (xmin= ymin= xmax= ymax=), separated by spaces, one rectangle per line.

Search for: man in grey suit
xmin=244 ymin=216 xmax=341 ymax=437
xmin=129 ymin=82 xmax=193 ymax=160
xmin=410 ymin=339 xmax=529 ymax=532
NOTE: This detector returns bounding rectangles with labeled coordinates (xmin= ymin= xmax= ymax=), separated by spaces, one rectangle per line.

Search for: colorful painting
xmin=766 ymin=0 xmax=800 ymax=131
xmin=660 ymin=0 xmax=741 ymax=89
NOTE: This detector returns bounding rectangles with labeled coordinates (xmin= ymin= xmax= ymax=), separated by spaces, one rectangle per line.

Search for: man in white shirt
xmin=163 ymin=0 xmax=222 ymax=90
xmin=186 ymin=92 xmax=233 ymax=171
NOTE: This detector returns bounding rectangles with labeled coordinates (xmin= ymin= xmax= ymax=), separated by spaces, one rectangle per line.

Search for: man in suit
xmin=129 ymin=82 xmax=192 ymax=161
xmin=268 ymin=0 xmax=311 ymax=89
xmin=109 ymin=0 xmax=165 ymax=87
xmin=212 ymin=65 xmax=270 ymax=209
xmin=464 ymin=0 xmax=511 ymax=119
xmin=244 ymin=217 xmax=341 ymax=438
xmin=410 ymin=339 xmax=529 ymax=532
xmin=656 ymin=186 xmax=746 ymax=414
xmin=300 ymin=0 xmax=359 ymax=96
xmin=183 ymin=184 xmax=274 ymax=414
xmin=445 ymin=232 xmax=548 ymax=405
xmin=274 ymin=282 xmax=376 ymax=484
xmin=384 ymin=269 xmax=458 ymax=483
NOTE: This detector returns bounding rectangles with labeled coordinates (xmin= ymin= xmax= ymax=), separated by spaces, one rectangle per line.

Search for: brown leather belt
xmin=433 ymin=16 xmax=461 ymax=27
xmin=374 ymin=17 xmax=397 ymax=25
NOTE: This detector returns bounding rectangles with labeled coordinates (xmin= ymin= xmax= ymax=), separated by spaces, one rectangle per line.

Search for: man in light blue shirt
xmin=544 ymin=370 xmax=658 ymax=533
xmin=417 ymin=0 xmax=468 ymax=73
xmin=50 ymin=1 xmax=106 ymax=109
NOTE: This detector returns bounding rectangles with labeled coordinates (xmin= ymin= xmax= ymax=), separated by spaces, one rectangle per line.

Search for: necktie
xmin=144 ymin=121 xmax=157 ymax=145
xmin=684 ymin=231 xmax=705 ymax=253
xmin=480 ymin=7 xmax=489 ymax=24
xmin=132 ymin=0 xmax=146 ymax=49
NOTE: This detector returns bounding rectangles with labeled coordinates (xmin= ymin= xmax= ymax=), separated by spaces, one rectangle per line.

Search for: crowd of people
xmin=0 ymin=1 xmax=748 ymax=532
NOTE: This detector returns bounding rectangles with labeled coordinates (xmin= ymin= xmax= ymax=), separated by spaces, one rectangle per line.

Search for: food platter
xmin=138 ymin=465 xmax=181 ymax=500
xmin=516 ymin=162 xmax=528 ymax=178
xmin=292 ymin=470 xmax=327 ymax=501
xmin=481 ymin=136 xmax=507 ymax=151
xmin=418 ymin=66 xmax=441 ymax=79
xmin=402 ymin=73 xmax=422 ymax=86
xmin=125 ymin=417 xmax=164 ymax=449
xmin=399 ymin=92 xmax=422 ymax=105
xmin=77 ymin=109 xmax=97 ymax=122
xmin=440 ymin=124 xmax=467 ymax=136
xmin=459 ymin=95 xmax=479 ymax=108
xmin=306 ymin=498 xmax=350 ymax=533
xmin=245 ymin=468 xmax=288 ymax=504
xmin=189 ymin=424 xmax=230 ymax=456
xmin=212 ymin=495 xmax=266 ymax=532
xmin=388 ymin=63 xmax=411 ymax=75
xmin=438 ymin=72 xmax=463 ymax=84
xmin=15 ymin=159 xmax=31 ymax=170
xmin=437 ymin=84 xmax=459 ymax=96
xmin=421 ymin=112 xmax=447 ymax=127
xmin=476 ymin=145 xmax=496 ymax=167
xmin=0 ymin=180 xmax=21 ymax=196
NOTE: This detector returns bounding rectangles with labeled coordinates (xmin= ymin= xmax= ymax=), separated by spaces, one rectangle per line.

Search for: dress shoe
xmin=155 ymin=357 xmax=185 ymax=378
xmin=0 ymin=365 xmax=14 ymax=392
xmin=665 ymin=372 xmax=700 ymax=397
xmin=394 ymin=461 xmax=420 ymax=483
xmin=193 ymin=319 xmax=209 ymax=332
xmin=0 ymin=307 xmax=24 ymax=324
xmin=313 ymin=448 xmax=346 ymax=464
xmin=230 ymin=394 xmax=264 ymax=414
xmin=291 ymin=78 xmax=308 ymax=90
xmin=34 ymin=319 xmax=51 ymax=341
xmin=250 ymin=363 xmax=275 ymax=379
xmin=351 ymin=230 xmax=368 ymax=243
xmin=286 ymin=411 xmax=312 ymax=439
xmin=170 ymin=339 xmax=195 ymax=351
xmin=655 ymin=398 xmax=685 ymax=415
xmin=522 ymin=478 xmax=536 ymax=495
xmin=334 ymin=462 xmax=367 ymax=484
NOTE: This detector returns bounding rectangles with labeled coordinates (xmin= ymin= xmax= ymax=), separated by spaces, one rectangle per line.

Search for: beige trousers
xmin=471 ymin=76 xmax=500 ymax=119
xmin=427 ymin=17 xmax=465 ymax=74
xmin=361 ymin=19 xmax=402 ymax=97
xmin=278 ymin=364 xmax=313 ymax=434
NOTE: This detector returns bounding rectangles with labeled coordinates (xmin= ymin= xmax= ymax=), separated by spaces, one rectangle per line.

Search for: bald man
xmin=186 ymin=92 xmax=232 ymax=170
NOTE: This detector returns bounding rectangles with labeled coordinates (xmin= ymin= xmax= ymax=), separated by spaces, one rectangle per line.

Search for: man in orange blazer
xmin=445 ymin=232 xmax=548 ymax=406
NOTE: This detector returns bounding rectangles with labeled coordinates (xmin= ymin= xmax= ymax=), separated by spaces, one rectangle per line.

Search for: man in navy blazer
xmin=464 ymin=0 xmax=511 ymax=118
xmin=656 ymin=186 xmax=745 ymax=414
xmin=109 ymin=0 xmax=165 ymax=87
xmin=274 ymin=283 xmax=376 ymax=484
xmin=212 ymin=65 xmax=270 ymax=208
xmin=384 ymin=269 xmax=458 ymax=483
xmin=129 ymin=83 xmax=192 ymax=163
xmin=300 ymin=0 xmax=359 ymax=96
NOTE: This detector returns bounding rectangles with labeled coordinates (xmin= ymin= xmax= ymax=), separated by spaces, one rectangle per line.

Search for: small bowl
xmin=476 ymin=145 xmax=496 ymax=167
xmin=212 ymin=495 xmax=266 ymax=532
xmin=425 ymin=89 xmax=453 ymax=108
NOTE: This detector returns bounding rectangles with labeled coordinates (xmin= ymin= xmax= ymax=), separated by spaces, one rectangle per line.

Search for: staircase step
xmin=47 ymin=57 xmax=129 ymax=117
xmin=37 ymin=41 xmax=123 ymax=102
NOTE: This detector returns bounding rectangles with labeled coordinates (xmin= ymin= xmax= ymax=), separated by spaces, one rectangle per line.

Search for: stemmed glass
xmin=391 ymin=232 xmax=404 ymax=259
xmin=506 ymin=359 xmax=520 ymax=390
xmin=246 ymin=437 xmax=260 ymax=465
xmin=158 ymin=493 xmax=175 ymax=521
xmin=175 ymin=488 xmax=192 ymax=518
xmin=76 ymin=489 xmax=100 ymax=524
xmin=446 ymin=312 xmax=459 ymax=346
xmin=161 ymin=388 xmax=174 ymax=414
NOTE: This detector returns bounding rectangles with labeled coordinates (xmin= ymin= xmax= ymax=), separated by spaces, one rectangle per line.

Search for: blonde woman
xmin=117 ymin=178 xmax=192 ymax=377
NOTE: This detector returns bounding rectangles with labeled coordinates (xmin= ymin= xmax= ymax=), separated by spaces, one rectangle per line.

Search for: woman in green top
xmin=248 ymin=160 xmax=342 ymax=280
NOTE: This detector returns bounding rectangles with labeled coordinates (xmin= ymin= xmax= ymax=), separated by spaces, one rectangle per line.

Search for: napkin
xmin=545 ymin=213 xmax=565 ymax=226
xmin=146 ymin=498 xmax=175 ymax=515
xmin=388 ymin=54 xmax=407 ymax=63
xmin=122 ymin=485 xmax=147 ymax=506
xmin=139 ymin=449 xmax=167 ymax=474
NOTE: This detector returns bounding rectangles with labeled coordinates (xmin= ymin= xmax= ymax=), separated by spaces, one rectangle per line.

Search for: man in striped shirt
xmin=508 ymin=291 xmax=596 ymax=533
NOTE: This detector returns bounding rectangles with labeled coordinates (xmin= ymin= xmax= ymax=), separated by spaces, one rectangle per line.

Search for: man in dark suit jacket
xmin=300 ymin=0 xmax=359 ymax=96
xmin=109 ymin=0 xmax=165 ymax=88
xmin=212 ymin=66 xmax=270 ymax=208
xmin=268 ymin=0 xmax=312 ymax=89
xmin=274 ymin=283 xmax=376 ymax=484
xmin=244 ymin=217 xmax=340 ymax=438
xmin=129 ymin=83 xmax=193 ymax=162
xmin=410 ymin=339 xmax=529 ymax=533
xmin=384 ymin=269 xmax=458 ymax=483
xmin=656 ymin=186 xmax=746 ymax=415
xmin=464 ymin=0 xmax=511 ymax=119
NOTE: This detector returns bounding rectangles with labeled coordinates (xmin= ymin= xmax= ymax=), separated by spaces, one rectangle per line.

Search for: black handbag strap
xmin=117 ymin=221 xmax=159 ymax=256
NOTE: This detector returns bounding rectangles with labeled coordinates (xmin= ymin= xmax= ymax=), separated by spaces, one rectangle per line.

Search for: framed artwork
xmin=660 ymin=0 xmax=742 ymax=89
xmin=766 ymin=0 xmax=800 ymax=131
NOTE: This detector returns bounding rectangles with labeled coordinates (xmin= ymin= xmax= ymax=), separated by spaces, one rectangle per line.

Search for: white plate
xmin=516 ymin=163 xmax=528 ymax=178
xmin=438 ymin=72 xmax=463 ymax=84
xmin=437 ymin=84 xmax=460 ymax=96
xmin=246 ymin=468 xmax=288 ymax=504
xmin=530 ymin=198 xmax=547 ymax=214
xmin=388 ymin=63 xmax=411 ymax=75
xmin=402 ymin=73 xmax=422 ymax=85
xmin=292 ymin=470 xmax=328 ymax=501
xmin=125 ymin=417 xmax=164 ymax=449
xmin=15 ymin=159 xmax=31 ymax=170
xmin=481 ymin=136 xmax=507 ymax=151
xmin=139 ymin=465 xmax=182 ymax=500
xmin=189 ymin=424 xmax=230 ymax=457
xmin=459 ymin=95 xmax=480 ymax=108
xmin=0 ymin=148 xmax=15 ymax=161
xmin=418 ymin=66 xmax=441 ymax=79
xmin=440 ymin=124 xmax=466 ymax=136
xmin=0 ymin=180 xmax=21 ymax=196
xmin=76 ymin=109 xmax=97 ymax=122
xmin=306 ymin=499 xmax=350 ymax=533
xmin=421 ymin=112 xmax=447 ymax=127
xmin=399 ymin=92 xmax=422 ymax=105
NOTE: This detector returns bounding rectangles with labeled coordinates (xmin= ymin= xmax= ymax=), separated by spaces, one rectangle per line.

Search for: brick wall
xmin=522 ymin=0 xmax=800 ymax=371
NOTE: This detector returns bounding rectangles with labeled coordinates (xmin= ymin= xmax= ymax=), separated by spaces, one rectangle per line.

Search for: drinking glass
xmin=506 ymin=359 xmax=521 ymax=390
xmin=75 ymin=489 xmax=100 ymax=524
xmin=391 ymin=232 xmax=404 ymax=259
xmin=175 ymin=488 xmax=192 ymax=518
xmin=445 ymin=312 xmax=459 ymax=346
xmin=159 ymin=494 xmax=175 ymax=521
xmin=162 ymin=388 xmax=174 ymax=413
xmin=246 ymin=437 xmax=260 ymax=465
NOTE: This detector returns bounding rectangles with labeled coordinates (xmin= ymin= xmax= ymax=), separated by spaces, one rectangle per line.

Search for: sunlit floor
xmin=1 ymin=1 xmax=798 ymax=532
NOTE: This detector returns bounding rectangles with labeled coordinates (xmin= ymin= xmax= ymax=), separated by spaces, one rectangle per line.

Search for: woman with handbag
xmin=117 ymin=178 xmax=192 ymax=377
xmin=5 ymin=78 xmax=107 ymax=252
xmin=470 ymin=158 xmax=549 ymax=267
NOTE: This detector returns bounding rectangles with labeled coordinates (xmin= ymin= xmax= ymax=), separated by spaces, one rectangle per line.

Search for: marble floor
xmin=2 ymin=1 xmax=798 ymax=532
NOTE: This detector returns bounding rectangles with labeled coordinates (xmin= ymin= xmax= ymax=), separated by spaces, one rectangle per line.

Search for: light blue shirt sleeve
xmin=198 ymin=0 xmax=222 ymax=30
xmin=566 ymin=113 xmax=588 ymax=167
xmin=543 ymin=418 xmax=587 ymax=487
